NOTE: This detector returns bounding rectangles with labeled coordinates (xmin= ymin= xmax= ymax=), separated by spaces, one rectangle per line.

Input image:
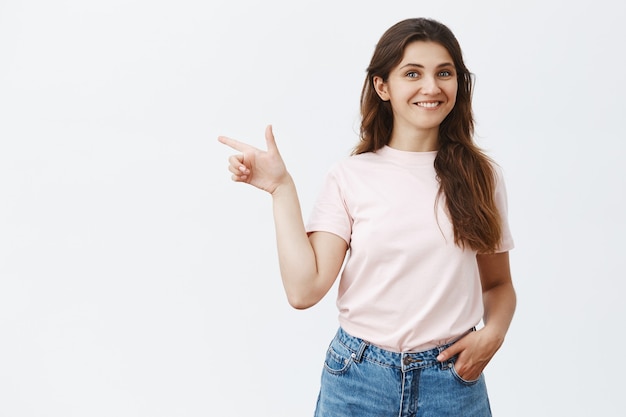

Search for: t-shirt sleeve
xmin=305 ymin=167 xmax=352 ymax=246
xmin=493 ymin=165 xmax=515 ymax=252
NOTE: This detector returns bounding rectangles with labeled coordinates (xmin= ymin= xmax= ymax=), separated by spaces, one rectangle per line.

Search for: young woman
xmin=219 ymin=17 xmax=516 ymax=417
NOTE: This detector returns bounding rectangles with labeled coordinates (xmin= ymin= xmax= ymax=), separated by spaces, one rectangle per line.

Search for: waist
xmin=334 ymin=326 xmax=474 ymax=370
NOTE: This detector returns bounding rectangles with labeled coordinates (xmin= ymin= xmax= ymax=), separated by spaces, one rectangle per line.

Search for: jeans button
xmin=403 ymin=356 xmax=422 ymax=365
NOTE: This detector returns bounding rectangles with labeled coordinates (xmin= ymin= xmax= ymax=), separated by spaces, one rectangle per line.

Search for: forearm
xmin=271 ymin=176 xmax=321 ymax=308
xmin=481 ymin=281 xmax=516 ymax=343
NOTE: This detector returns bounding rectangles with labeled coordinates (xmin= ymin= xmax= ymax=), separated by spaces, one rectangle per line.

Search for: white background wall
xmin=1 ymin=0 xmax=624 ymax=415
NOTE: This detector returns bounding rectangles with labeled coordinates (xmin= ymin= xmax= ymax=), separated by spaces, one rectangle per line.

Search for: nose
xmin=421 ymin=75 xmax=441 ymax=94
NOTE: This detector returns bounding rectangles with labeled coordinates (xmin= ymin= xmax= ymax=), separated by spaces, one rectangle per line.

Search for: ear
xmin=373 ymin=76 xmax=390 ymax=101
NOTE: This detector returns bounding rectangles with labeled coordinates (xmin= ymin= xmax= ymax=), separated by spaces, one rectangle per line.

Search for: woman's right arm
xmin=218 ymin=125 xmax=348 ymax=309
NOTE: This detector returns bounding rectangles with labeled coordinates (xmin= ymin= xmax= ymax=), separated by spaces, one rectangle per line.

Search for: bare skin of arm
xmin=218 ymin=125 xmax=348 ymax=309
xmin=437 ymin=251 xmax=516 ymax=381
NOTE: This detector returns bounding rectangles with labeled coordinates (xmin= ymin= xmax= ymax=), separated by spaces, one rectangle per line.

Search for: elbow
xmin=285 ymin=292 xmax=320 ymax=310
xmin=290 ymin=302 xmax=313 ymax=310
xmin=286 ymin=296 xmax=316 ymax=310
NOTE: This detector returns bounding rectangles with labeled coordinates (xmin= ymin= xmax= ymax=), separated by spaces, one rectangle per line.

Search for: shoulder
xmin=486 ymin=159 xmax=511 ymax=198
xmin=326 ymin=152 xmax=379 ymax=175
xmin=483 ymin=156 xmax=506 ymax=183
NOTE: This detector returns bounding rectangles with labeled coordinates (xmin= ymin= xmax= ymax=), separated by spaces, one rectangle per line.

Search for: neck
xmin=387 ymin=128 xmax=439 ymax=152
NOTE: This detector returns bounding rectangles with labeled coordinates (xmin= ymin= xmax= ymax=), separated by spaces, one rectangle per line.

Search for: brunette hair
xmin=354 ymin=18 xmax=502 ymax=252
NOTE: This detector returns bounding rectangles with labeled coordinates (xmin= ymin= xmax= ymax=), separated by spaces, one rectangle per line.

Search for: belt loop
xmin=352 ymin=340 xmax=368 ymax=363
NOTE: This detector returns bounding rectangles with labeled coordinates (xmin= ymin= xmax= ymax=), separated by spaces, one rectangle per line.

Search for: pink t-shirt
xmin=306 ymin=145 xmax=514 ymax=352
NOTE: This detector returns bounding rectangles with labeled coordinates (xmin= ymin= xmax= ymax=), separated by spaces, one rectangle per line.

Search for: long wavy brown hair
xmin=354 ymin=18 xmax=502 ymax=253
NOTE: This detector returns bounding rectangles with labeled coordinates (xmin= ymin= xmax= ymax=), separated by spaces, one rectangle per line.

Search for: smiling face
xmin=373 ymin=41 xmax=458 ymax=151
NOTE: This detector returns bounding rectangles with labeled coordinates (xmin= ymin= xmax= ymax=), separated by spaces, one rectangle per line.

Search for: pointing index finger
xmin=217 ymin=135 xmax=257 ymax=153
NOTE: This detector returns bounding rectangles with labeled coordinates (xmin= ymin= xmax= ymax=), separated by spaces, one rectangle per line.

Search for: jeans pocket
xmin=449 ymin=362 xmax=481 ymax=386
xmin=323 ymin=343 xmax=353 ymax=376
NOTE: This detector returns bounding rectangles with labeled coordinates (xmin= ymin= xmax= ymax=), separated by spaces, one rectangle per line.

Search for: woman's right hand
xmin=218 ymin=125 xmax=290 ymax=194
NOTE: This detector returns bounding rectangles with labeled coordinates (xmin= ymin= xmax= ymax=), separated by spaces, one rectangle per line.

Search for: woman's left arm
xmin=477 ymin=251 xmax=517 ymax=346
xmin=437 ymin=251 xmax=516 ymax=380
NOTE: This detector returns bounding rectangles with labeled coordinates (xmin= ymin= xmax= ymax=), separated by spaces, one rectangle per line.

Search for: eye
xmin=406 ymin=71 xmax=420 ymax=79
xmin=438 ymin=70 xmax=454 ymax=77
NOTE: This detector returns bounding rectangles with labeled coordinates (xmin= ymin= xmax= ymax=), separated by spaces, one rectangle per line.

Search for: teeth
xmin=417 ymin=102 xmax=440 ymax=108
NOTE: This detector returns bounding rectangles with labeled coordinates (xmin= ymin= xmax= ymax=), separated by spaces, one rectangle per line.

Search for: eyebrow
xmin=399 ymin=62 xmax=455 ymax=69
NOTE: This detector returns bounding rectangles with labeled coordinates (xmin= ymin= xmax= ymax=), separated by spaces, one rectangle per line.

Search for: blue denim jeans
xmin=314 ymin=327 xmax=491 ymax=417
